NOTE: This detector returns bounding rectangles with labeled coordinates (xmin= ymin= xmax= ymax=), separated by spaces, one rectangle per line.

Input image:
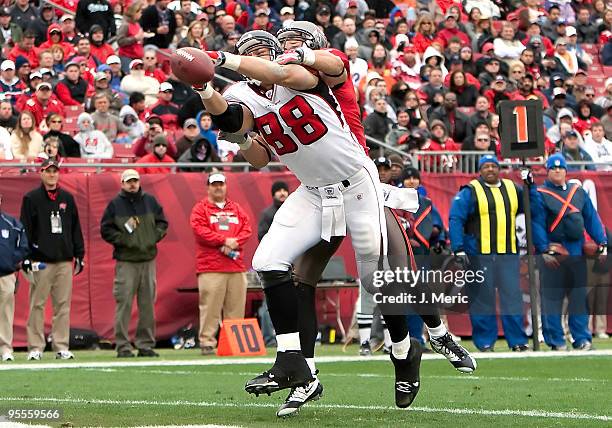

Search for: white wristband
xmin=197 ymin=84 xmax=214 ymax=100
xmin=220 ymin=52 xmax=241 ymax=71
xmin=238 ymin=135 xmax=253 ymax=151
xmin=301 ymin=47 xmax=316 ymax=66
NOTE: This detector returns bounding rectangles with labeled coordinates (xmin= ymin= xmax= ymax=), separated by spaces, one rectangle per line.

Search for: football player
xmin=196 ymin=31 xmax=424 ymax=412
xmin=269 ymin=22 xmax=477 ymax=417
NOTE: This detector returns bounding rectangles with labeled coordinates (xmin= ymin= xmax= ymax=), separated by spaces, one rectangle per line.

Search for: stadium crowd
xmin=0 ymin=0 xmax=610 ymax=363
xmin=0 ymin=0 xmax=611 ymax=168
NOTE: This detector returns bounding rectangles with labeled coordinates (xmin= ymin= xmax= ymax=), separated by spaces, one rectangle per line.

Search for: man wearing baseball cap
xmin=0 ymin=60 xmax=23 ymax=104
xmin=532 ymin=153 xmax=607 ymax=350
xmin=20 ymin=159 xmax=85 ymax=361
xmin=190 ymin=173 xmax=253 ymax=355
xmin=449 ymin=154 xmax=540 ymax=352
xmin=100 ymin=168 xmax=168 ymax=358
xmin=561 ymin=129 xmax=596 ymax=171
xmin=0 ymin=7 xmax=22 ymax=49
xmin=148 ymin=82 xmax=179 ymax=132
xmin=22 ymin=81 xmax=65 ymax=126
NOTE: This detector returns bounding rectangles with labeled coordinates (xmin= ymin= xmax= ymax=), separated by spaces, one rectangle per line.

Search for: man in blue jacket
xmin=449 ymin=155 xmax=539 ymax=352
xmin=532 ymin=154 xmax=607 ymax=350
xmin=0 ymin=193 xmax=29 ymax=362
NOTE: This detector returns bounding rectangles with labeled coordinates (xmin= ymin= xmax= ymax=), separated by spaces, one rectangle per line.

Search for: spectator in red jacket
xmin=435 ymin=12 xmax=470 ymax=49
xmin=189 ymin=172 xmax=252 ymax=355
xmin=413 ymin=14 xmax=437 ymax=54
xmin=484 ymin=75 xmax=515 ymax=112
xmin=132 ymin=116 xmax=177 ymax=158
xmin=54 ymin=61 xmax=91 ymax=106
xmin=22 ymin=82 xmax=65 ymax=126
xmin=143 ymin=49 xmax=167 ymax=84
xmin=88 ymin=24 xmax=115 ymax=64
xmin=135 ymin=135 xmax=175 ymax=174
xmin=147 ymin=82 xmax=179 ymax=132
xmin=38 ymin=24 xmax=75 ymax=59
xmin=8 ymin=30 xmax=39 ymax=69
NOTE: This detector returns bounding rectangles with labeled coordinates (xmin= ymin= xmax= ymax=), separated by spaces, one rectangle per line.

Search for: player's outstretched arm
xmin=207 ymin=51 xmax=319 ymax=91
xmin=276 ymin=47 xmax=347 ymax=87
xmin=195 ymin=85 xmax=254 ymax=135
xmin=219 ymin=131 xmax=271 ymax=169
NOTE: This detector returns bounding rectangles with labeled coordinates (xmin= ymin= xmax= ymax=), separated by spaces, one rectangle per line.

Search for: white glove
xmin=520 ymin=168 xmax=534 ymax=185
xmin=275 ymin=46 xmax=315 ymax=66
xmin=218 ymin=131 xmax=253 ymax=151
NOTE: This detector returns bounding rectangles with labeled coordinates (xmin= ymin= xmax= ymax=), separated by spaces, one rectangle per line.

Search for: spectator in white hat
xmin=0 ymin=60 xmax=22 ymax=104
xmin=119 ymin=59 xmax=160 ymax=107
xmin=147 ymin=82 xmax=179 ymax=133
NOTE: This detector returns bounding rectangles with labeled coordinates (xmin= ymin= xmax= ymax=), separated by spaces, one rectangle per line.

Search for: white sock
xmin=427 ymin=322 xmax=448 ymax=339
xmin=276 ymin=332 xmax=301 ymax=352
xmin=383 ymin=328 xmax=392 ymax=347
xmin=306 ymin=358 xmax=316 ymax=376
xmin=392 ymin=333 xmax=411 ymax=360
xmin=359 ymin=328 xmax=371 ymax=344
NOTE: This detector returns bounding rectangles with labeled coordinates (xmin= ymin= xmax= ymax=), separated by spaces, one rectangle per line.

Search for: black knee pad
xmin=259 ymin=270 xmax=293 ymax=289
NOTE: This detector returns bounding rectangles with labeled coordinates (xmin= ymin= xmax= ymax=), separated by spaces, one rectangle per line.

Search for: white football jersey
xmin=223 ymin=80 xmax=368 ymax=187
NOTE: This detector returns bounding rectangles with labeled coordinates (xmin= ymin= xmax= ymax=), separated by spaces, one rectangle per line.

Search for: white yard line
xmin=1 ymin=349 xmax=611 ymax=371
xmin=0 ymin=396 xmax=610 ymax=422
xmin=81 ymin=368 xmax=609 ymax=384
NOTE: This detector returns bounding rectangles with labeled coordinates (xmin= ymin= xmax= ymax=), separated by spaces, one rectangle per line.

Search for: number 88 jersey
xmin=222 ymin=79 xmax=368 ymax=187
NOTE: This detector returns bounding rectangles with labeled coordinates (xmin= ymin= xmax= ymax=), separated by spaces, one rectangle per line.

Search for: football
xmin=170 ymin=47 xmax=215 ymax=86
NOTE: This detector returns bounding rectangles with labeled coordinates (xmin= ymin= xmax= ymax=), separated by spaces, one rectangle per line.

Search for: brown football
xmin=582 ymin=241 xmax=599 ymax=258
xmin=170 ymin=47 xmax=215 ymax=86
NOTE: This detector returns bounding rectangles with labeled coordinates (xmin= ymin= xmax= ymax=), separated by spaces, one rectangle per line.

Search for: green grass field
xmin=0 ymin=341 xmax=611 ymax=427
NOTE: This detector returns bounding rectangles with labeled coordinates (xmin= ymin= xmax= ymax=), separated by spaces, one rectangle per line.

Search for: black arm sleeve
xmin=210 ymin=103 xmax=244 ymax=133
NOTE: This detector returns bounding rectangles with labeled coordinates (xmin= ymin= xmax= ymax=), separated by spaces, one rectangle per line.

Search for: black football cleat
xmin=245 ymin=351 xmax=313 ymax=396
xmin=430 ymin=332 xmax=477 ymax=373
xmin=391 ymin=338 xmax=422 ymax=408
xmin=276 ymin=376 xmax=324 ymax=417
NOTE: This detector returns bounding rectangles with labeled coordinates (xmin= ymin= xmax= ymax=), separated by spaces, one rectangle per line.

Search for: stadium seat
xmin=458 ymin=107 xmax=475 ymax=115
xmin=581 ymin=44 xmax=598 ymax=55
xmin=64 ymin=105 xmax=84 ymax=118
xmin=587 ymin=76 xmax=606 ymax=88
xmin=63 ymin=117 xmax=79 ymax=135
xmin=112 ymin=143 xmax=136 ymax=159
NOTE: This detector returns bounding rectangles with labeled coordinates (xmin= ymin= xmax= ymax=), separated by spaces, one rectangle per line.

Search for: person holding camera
xmin=20 ymin=159 xmax=85 ymax=361
xmin=100 ymin=169 xmax=168 ymax=358
xmin=0 ymin=193 xmax=29 ymax=362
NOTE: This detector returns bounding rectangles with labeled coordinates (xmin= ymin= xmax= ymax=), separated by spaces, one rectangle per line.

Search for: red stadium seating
xmin=64 ymin=105 xmax=84 ymax=118
xmin=63 ymin=117 xmax=79 ymax=135
xmin=111 ymin=143 xmax=136 ymax=159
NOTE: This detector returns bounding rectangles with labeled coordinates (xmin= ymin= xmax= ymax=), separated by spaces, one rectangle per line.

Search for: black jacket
xmin=0 ymin=212 xmax=29 ymax=276
xmin=364 ymin=110 xmax=394 ymax=144
xmin=258 ymin=201 xmax=282 ymax=241
xmin=140 ymin=5 xmax=176 ymax=49
xmin=430 ymin=107 xmax=470 ymax=143
xmin=44 ymin=130 xmax=81 ymax=158
xmin=177 ymin=136 xmax=220 ymax=168
xmin=75 ymin=0 xmax=116 ymax=38
xmin=100 ymin=189 xmax=168 ymax=262
xmin=20 ymin=185 xmax=85 ymax=263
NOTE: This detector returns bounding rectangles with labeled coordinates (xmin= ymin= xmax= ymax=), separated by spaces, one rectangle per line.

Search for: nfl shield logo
xmin=325 ymin=188 xmax=334 ymax=196
xmin=1 ymin=229 xmax=8 ymax=239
